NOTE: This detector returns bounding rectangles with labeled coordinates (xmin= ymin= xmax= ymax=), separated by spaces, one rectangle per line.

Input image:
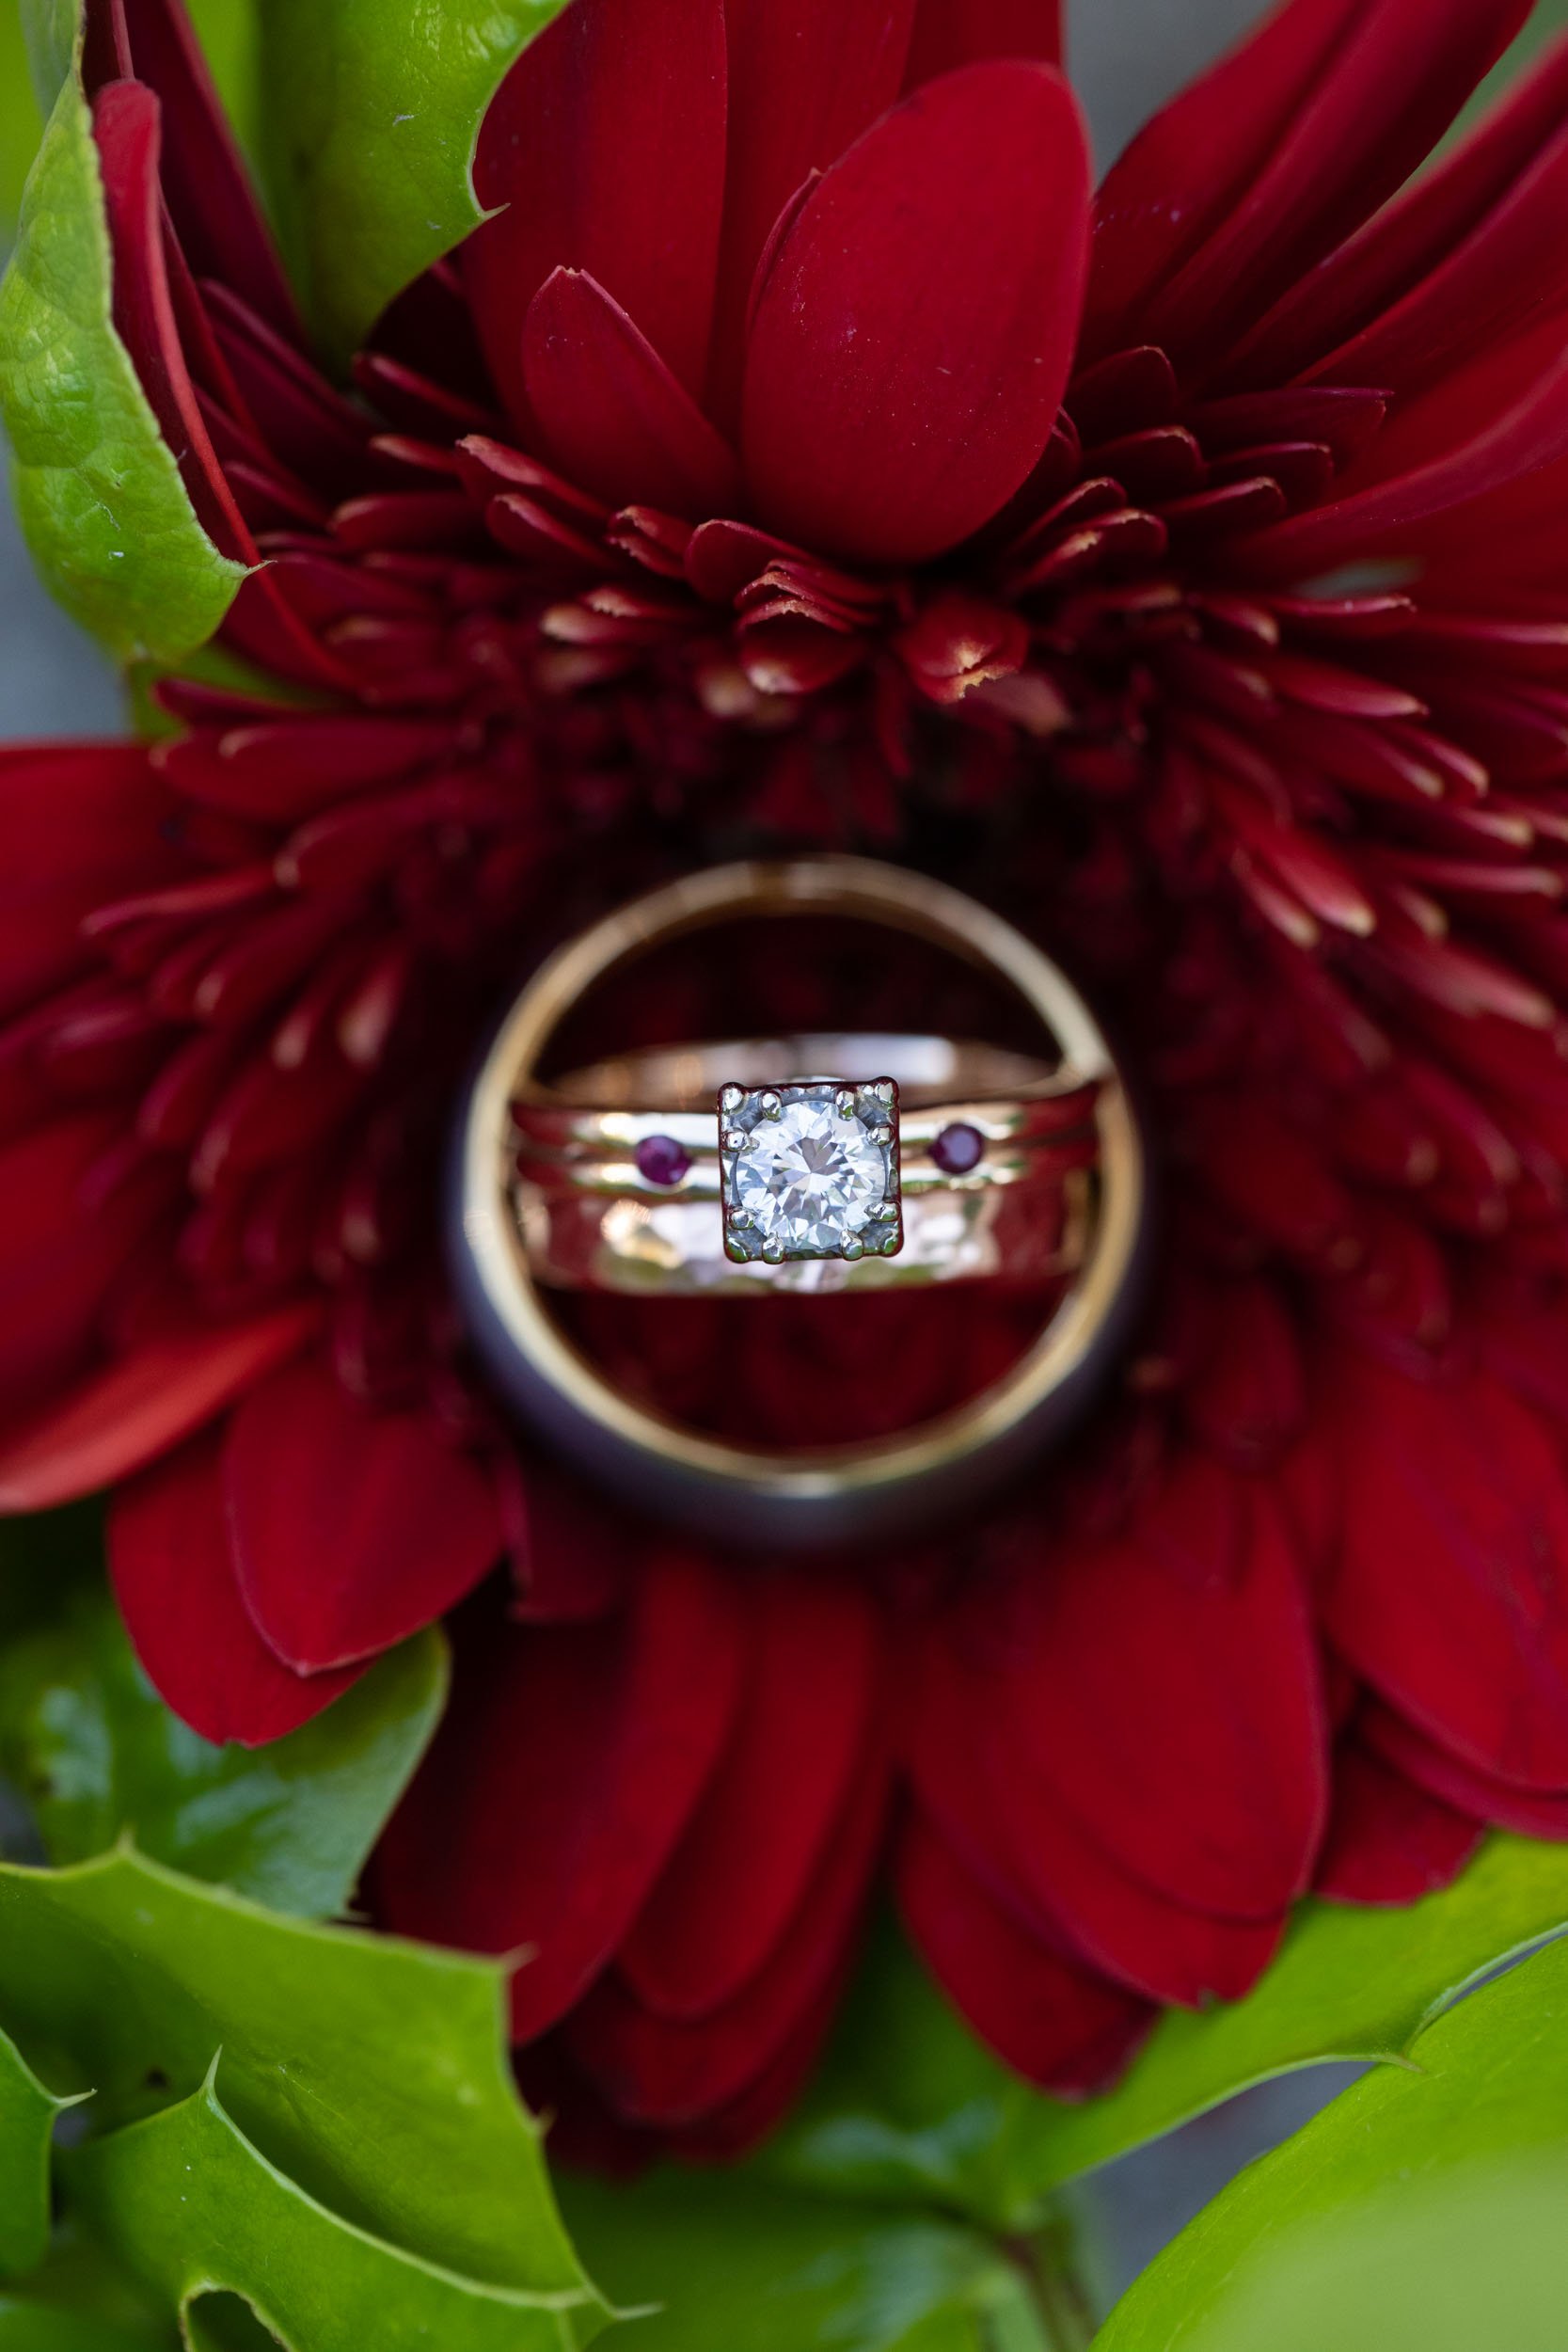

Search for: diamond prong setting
xmin=718 ymin=1076 xmax=903 ymax=1264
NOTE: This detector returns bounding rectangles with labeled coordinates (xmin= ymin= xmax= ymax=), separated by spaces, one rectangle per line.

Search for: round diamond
xmin=733 ymin=1098 xmax=887 ymax=1252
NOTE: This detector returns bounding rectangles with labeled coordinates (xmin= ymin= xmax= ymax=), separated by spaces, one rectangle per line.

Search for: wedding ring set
xmin=510 ymin=1034 xmax=1100 ymax=1294
xmin=453 ymin=857 xmax=1148 ymax=1542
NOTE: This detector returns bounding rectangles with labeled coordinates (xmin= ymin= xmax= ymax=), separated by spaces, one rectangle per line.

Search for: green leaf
xmin=0 ymin=7 xmax=44 ymax=241
xmin=1092 ymin=1929 xmax=1568 ymax=2351
xmin=18 ymin=0 xmax=78 ymax=113
xmin=0 ymin=1505 xmax=102 ymax=1651
xmin=0 ymin=1847 xmax=594 ymax=2305
xmin=184 ymin=0 xmax=262 ymax=176
xmin=0 ymin=19 xmax=245 ymax=662
xmin=0 ymin=2022 xmax=78 ymax=2279
xmin=0 ymin=2301 xmax=164 ymax=2352
xmin=0 ymin=1579 xmax=447 ymax=1917
xmin=765 ymin=1837 xmax=1568 ymax=2225
xmin=255 ymin=0 xmax=569 ymax=365
xmin=562 ymin=2169 xmax=1055 ymax=2352
xmin=70 ymin=2064 xmax=604 ymax=2352
xmin=7 ymin=2210 xmax=176 ymax=2347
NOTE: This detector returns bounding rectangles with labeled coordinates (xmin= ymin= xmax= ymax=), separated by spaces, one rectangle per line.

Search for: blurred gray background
xmin=0 ymin=0 xmax=1369 ymax=2317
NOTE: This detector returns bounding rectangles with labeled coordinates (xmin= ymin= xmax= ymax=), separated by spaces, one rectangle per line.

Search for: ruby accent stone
xmin=636 ymin=1134 xmax=691 ymax=1187
xmin=932 ymin=1120 xmax=984 ymax=1176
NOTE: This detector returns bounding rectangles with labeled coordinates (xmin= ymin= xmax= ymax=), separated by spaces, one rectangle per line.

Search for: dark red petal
xmin=895 ymin=591 xmax=1029 ymax=705
xmin=1184 ymin=1096 xmax=1361 ymax=1266
xmin=904 ymin=0 xmax=1061 ymax=85
xmin=1237 ymin=356 xmax=1568 ymax=589
xmin=110 ymin=1427 xmax=359 ymax=1744
xmin=705 ymin=0 xmax=918 ymax=425
xmin=467 ymin=0 xmax=726 ymax=419
xmin=511 ymin=1463 xmax=630 ymax=1623
xmin=1006 ymin=1460 xmax=1329 ymax=1918
xmin=530 ymin=1961 xmax=853 ymax=2166
xmin=618 ymin=1571 xmax=882 ymax=2018
xmin=1313 ymin=1739 xmax=1481 ymax=1903
xmin=90 ymin=0 xmax=298 ymax=335
xmin=909 ymin=1613 xmax=1287 ymax=2006
xmin=91 ymin=79 xmax=256 ymax=562
xmin=201 ymin=280 xmax=372 ymax=492
xmin=0 ymin=745 xmax=179 ymax=1020
xmin=0 ymin=1303 xmax=318 ymax=1511
xmin=1088 ymin=0 xmax=1529 ymax=370
xmin=1323 ymin=1346 xmax=1568 ymax=1789
xmin=523 ymin=269 xmax=742 ymax=516
xmin=224 ymin=1357 xmax=502 ymax=1672
xmin=1233 ymin=37 xmax=1568 ymax=391
xmin=567 ymin=1746 xmax=889 ymax=2125
xmin=0 ymin=1118 xmax=170 ymax=1421
xmin=215 ymin=567 xmax=362 ymax=701
xmin=994 ymin=1762 xmax=1287 ymax=2006
xmin=662 ymin=1967 xmax=849 ymax=2159
xmin=685 ymin=518 xmax=872 ymax=604
xmin=897 ymin=1808 xmax=1153 ymax=2095
xmin=1182 ymin=1274 xmax=1307 ymax=1469
xmin=153 ymin=713 xmax=458 ymax=823
xmin=1085 ymin=0 xmax=1364 ymax=355
xmin=1477 ymin=1284 xmax=1568 ymax=1427
xmin=738 ymin=619 xmax=865 ymax=696
xmin=1363 ymin=1700 xmax=1568 ymax=1839
xmin=376 ymin=1555 xmax=745 ymax=2037
xmin=742 ymin=61 xmax=1090 ymax=565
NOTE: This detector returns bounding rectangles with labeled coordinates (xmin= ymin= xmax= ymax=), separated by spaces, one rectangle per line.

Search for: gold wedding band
xmin=512 ymin=1033 xmax=1100 ymax=1292
xmin=451 ymin=856 xmax=1148 ymax=1545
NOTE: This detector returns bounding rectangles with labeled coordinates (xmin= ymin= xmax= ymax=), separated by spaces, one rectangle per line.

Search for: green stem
xmin=1008 ymin=2215 xmax=1098 ymax=2351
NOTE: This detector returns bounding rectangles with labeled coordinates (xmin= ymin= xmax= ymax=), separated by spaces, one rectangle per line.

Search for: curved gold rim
xmin=456 ymin=855 xmax=1147 ymax=1516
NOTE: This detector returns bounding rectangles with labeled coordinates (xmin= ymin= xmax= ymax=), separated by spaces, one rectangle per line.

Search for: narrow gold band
xmin=511 ymin=1033 xmax=1094 ymax=1291
xmin=452 ymin=856 xmax=1148 ymax=1546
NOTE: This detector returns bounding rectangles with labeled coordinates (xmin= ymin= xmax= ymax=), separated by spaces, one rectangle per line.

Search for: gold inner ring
xmin=458 ymin=855 xmax=1147 ymax=1511
xmin=511 ymin=1033 xmax=1101 ymax=1288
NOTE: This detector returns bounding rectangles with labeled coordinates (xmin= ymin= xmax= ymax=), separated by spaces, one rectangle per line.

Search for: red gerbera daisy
xmin=8 ymin=0 xmax=1568 ymax=2162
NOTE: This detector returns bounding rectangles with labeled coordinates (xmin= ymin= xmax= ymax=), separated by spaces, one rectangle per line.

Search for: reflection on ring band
xmin=510 ymin=1034 xmax=1100 ymax=1293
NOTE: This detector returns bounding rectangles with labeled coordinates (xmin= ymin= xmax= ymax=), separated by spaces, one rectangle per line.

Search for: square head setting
xmin=718 ymin=1077 xmax=903 ymax=1264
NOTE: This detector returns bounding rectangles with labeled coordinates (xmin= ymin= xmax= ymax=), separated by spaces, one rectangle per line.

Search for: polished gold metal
xmin=511 ymin=1031 xmax=1098 ymax=1291
xmin=453 ymin=856 xmax=1148 ymax=1545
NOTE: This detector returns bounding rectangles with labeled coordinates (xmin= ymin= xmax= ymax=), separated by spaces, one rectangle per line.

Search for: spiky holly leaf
xmin=71 ymin=2062 xmax=605 ymax=2352
xmin=1092 ymin=1928 xmax=1568 ymax=2350
xmin=0 ymin=1578 xmax=446 ymax=1918
xmin=562 ymin=2168 xmax=1058 ymax=2352
xmin=764 ymin=1837 xmax=1568 ymax=2227
xmin=0 ymin=1847 xmax=598 ymax=2311
xmin=0 ymin=2024 xmax=80 ymax=2279
xmin=256 ymin=0 xmax=569 ymax=367
xmin=0 ymin=8 xmax=245 ymax=661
